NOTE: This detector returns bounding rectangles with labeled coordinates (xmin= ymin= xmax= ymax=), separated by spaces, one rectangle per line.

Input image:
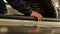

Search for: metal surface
xmin=0 ymin=26 xmax=55 ymax=34
xmin=0 ymin=18 xmax=60 ymax=27
xmin=0 ymin=19 xmax=60 ymax=34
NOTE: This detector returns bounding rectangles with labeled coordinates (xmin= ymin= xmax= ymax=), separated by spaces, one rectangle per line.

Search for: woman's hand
xmin=30 ymin=11 xmax=43 ymax=21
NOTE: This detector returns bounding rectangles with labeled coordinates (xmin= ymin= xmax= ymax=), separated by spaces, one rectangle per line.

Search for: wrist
xmin=30 ymin=11 xmax=38 ymax=17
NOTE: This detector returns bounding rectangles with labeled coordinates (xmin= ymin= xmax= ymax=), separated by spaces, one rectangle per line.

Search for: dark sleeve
xmin=6 ymin=0 xmax=32 ymax=16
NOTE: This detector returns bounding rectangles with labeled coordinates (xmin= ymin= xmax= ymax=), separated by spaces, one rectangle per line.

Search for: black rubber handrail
xmin=0 ymin=14 xmax=60 ymax=22
xmin=0 ymin=15 xmax=37 ymax=21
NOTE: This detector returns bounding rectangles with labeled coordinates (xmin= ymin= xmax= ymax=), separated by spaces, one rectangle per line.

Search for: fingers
xmin=36 ymin=14 xmax=43 ymax=21
xmin=30 ymin=11 xmax=43 ymax=21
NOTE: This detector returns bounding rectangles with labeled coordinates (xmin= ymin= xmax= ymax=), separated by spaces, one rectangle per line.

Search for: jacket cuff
xmin=24 ymin=9 xmax=32 ymax=16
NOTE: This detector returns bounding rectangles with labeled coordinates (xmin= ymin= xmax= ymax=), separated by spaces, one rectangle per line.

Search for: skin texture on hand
xmin=30 ymin=11 xmax=43 ymax=21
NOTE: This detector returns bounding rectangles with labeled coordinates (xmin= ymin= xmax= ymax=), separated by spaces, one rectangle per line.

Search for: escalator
xmin=0 ymin=0 xmax=60 ymax=34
